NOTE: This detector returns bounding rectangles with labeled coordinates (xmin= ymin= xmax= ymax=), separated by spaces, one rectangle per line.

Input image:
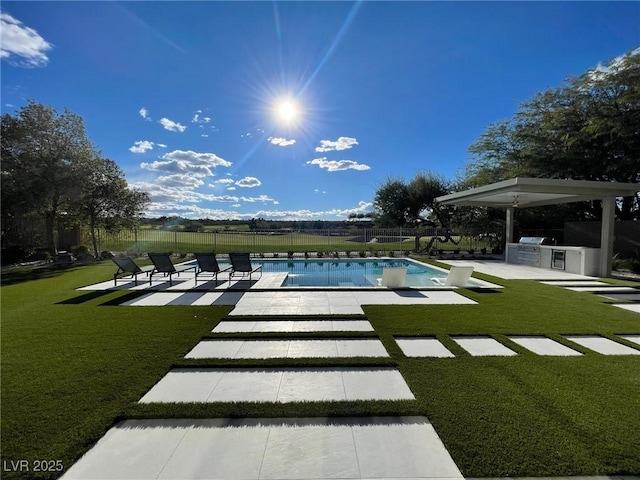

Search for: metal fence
xmin=88 ymin=227 xmax=502 ymax=256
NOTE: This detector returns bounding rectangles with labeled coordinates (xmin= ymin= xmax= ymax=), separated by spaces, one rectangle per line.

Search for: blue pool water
xmin=251 ymin=258 xmax=446 ymax=287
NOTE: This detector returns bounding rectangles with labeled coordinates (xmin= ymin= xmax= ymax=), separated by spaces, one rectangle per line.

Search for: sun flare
xmin=276 ymin=100 xmax=299 ymax=123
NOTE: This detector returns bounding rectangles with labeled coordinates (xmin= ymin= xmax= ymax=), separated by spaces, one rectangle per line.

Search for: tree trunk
xmin=45 ymin=212 xmax=57 ymax=255
xmin=90 ymin=216 xmax=99 ymax=258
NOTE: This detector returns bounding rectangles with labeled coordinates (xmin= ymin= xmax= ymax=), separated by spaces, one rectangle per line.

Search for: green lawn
xmin=1 ymin=261 xmax=639 ymax=478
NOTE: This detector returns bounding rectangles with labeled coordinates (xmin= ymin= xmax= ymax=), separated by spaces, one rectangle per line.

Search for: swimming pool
xmin=251 ymin=258 xmax=448 ymax=287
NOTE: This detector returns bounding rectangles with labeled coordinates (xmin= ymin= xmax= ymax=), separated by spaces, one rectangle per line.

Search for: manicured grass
xmin=1 ymin=262 xmax=232 ymax=479
xmin=1 ymin=261 xmax=639 ymax=478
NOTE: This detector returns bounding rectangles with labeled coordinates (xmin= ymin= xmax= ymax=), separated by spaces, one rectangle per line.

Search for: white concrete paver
xmin=507 ymin=336 xmax=582 ymax=356
xmin=396 ymin=337 xmax=455 ymax=358
xmin=541 ymin=281 xmax=609 ymax=286
xmin=565 ymin=286 xmax=639 ymax=293
xmin=61 ymin=417 xmax=463 ymax=480
xmin=212 ymin=319 xmax=374 ymax=333
xmin=115 ymin=289 xmax=476 ymax=312
xmin=139 ymin=367 xmax=414 ymax=403
xmin=612 ymin=304 xmax=640 ymax=314
xmin=619 ymin=334 xmax=640 ymax=345
xmin=185 ymin=339 xmax=388 ymax=359
xmin=565 ymin=336 xmax=640 ymax=355
xmin=597 ymin=292 xmax=640 ymax=301
xmin=452 ymin=336 xmax=518 ymax=356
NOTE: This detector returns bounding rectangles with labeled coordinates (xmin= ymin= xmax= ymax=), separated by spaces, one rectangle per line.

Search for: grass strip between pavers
xmin=1 ymin=260 xmax=639 ymax=478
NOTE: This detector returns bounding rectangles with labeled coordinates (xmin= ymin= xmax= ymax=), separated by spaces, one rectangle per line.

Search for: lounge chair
xmin=377 ymin=267 xmax=407 ymax=288
xmin=112 ymin=257 xmax=146 ymax=286
xmin=229 ymin=252 xmax=262 ymax=282
xmin=431 ymin=265 xmax=474 ymax=287
xmin=194 ymin=252 xmax=231 ymax=284
xmin=148 ymin=253 xmax=196 ymax=286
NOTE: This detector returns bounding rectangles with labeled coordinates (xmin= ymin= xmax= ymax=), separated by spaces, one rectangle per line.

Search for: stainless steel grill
xmin=518 ymin=236 xmax=552 ymax=245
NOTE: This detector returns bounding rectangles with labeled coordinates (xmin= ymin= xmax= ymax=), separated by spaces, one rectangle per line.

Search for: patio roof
xmin=435 ymin=177 xmax=639 ymax=208
xmin=435 ymin=177 xmax=639 ymax=277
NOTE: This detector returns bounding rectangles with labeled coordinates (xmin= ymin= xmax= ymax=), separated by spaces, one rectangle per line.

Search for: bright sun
xmin=276 ymin=100 xmax=299 ymax=123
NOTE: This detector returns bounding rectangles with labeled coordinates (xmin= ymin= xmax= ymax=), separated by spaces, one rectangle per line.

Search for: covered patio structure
xmin=435 ymin=178 xmax=639 ymax=277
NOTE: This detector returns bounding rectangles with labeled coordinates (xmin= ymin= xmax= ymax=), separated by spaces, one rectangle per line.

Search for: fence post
xmin=134 ymin=229 xmax=138 ymax=253
xmin=214 ymin=231 xmax=217 ymax=253
xmin=174 ymin=230 xmax=178 ymax=253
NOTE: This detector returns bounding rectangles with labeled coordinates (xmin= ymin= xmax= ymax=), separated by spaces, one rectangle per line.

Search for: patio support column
xmin=505 ymin=207 xmax=514 ymax=245
xmin=599 ymin=196 xmax=616 ymax=277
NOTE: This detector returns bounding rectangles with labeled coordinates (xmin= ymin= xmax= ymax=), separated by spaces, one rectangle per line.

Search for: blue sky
xmin=2 ymin=2 xmax=638 ymax=221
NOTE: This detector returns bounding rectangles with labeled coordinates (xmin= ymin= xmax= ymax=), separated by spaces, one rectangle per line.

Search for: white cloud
xmin=192 ymin=110 xmax=211 ymax=124
xmin=141 ymin=160 xmax=214 ymax=177
xmin=201 ymin=134 xmax=209 ymax=138
xmin=241 ymin=194 xmax=276 ymax=203
xmin=159 ymin=117 xmax=187 ymax=132
xmin=306 ymin=157 xmax=371 ymax=172
xmin=227 ymin=186 xmax=237 ymax=191
xmin=215 ymin=178 xmax=235 ymax=185
xmin=141 ymin=149 xmax=232 ymax=177
xmin=268 ymin=137 xmax=296 ymax=147
xmin=140 ymin=197 xmax=373 ymax=221
xmin=156 ymin=174 xmax=204 ymax=189
xmin=162 ymin=150 xmax=232 ymax=167
xmin=315 ymin=136 xmax=358 ymax=152
xmin=236 ymin=177 xmax=262 ymax=188
xmin=139 ymin=107 xmax=150 ymax=120
xmin=157 ymin=143 xmax=167 ymax=148
xmin=129 ymin=140 xmax=155 ymax=153
xmin=0 ymin=13 xmax=52 ymax=67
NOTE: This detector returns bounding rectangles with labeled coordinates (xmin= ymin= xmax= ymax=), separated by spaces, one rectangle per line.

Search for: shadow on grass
xmin=57 ymin=291 xmax=115 ymax=305
xmin=100 ymin=291 xmax=150 ymax=306
xmin=1 ymin=262 xmax=92 ymax=286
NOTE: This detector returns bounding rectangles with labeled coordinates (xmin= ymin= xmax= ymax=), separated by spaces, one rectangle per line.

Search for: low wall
xmin=564 ymin=221 xmax=639 ymax=257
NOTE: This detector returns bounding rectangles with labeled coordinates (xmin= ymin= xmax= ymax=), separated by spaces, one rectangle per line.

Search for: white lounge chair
xmin=378 ymin=267 xmax=407 ymax=288
xmin=432 ymin=265 xmax=474 ymax=287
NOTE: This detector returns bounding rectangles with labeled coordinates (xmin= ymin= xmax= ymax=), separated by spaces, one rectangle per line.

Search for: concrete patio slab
xmin=541 ymin=281 xmax=609 ymax=286
xmin=441 ymin=260 xmax=597 ymax=280
xmin=452 ymin=336 xmax=518 ymax=356
xmin=612 ymin=304 xmax=640 ymax=314
xmin=507 ymin=336 xmax=582 ymax=356
xmin=619 ymin=334 xmax=640 ymax=345
xmin=61 ymin=417 xmax=462 ymax=480
xmin=396 ymin=337 xmax=455 ymax=358
xmin=598 ymin=292 xmax=640 ymax=301
xmin=565 ymin=286 xmax=638 ymax=293
xmin=565 ymin=336 xmax=640 ymax=355
xmin=139 ymin=367 xmax=414 ymax=403
xmin=185 ymin=339 xmax=389 ymax=359
xmin=112 ymin=288 xmax=476 ymax=313
xmin=212 ymin=319 xmax=374 ymax=333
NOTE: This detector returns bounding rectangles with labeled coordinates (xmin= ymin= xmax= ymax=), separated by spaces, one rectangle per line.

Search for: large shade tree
xmin=463 ymin=48 xmax=640 ymax=223
xmin=1 ymin=101 xmax=148 ymax=256
xmin=75 ymin=157 xmax=149 ymax=257
xmin=2 ymin=101 xmax=95 ymax=253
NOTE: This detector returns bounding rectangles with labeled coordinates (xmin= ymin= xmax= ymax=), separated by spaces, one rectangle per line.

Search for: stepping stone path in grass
xmin=61 ymin=417 xmax=463 ymax=480
xmin=612 ymin=303 xmax=640 ymax=314
xmin=452 ymin=335 xmax=518 ymax=356
xmin=212 ymin=319 xmax=374 ymax=332
xmin=507 ymin=336 xmax=582 ymax=356
xmin=186 ymin=338 xmax=389 ymax=359
xmin=619 ymin=334 xmax=640 ymax=345
xmin=395 ymin=337 xmax=455 ymax=358
xmin=139 ymin=367 xmax=415 ymax=403
xmin=564 ymin=335 xmax=640 ymax=355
